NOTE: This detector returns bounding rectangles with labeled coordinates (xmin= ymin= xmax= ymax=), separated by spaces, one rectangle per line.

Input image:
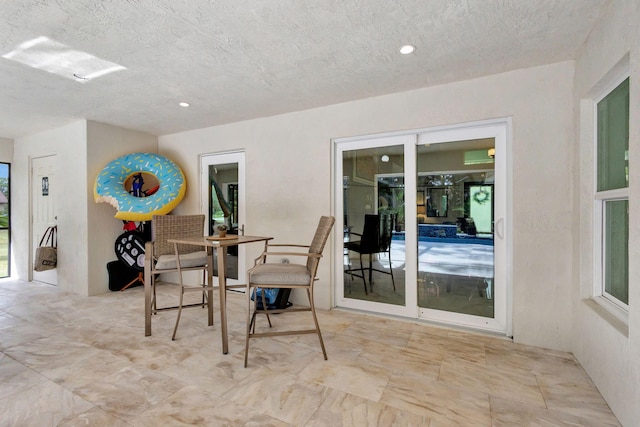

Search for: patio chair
xmin=244 ymin=215 xmax=335 ymax=367
xmin=144 ymin=214 xmax=212 ymax=340
xmin=344 ymin=213 xmax=396 ymax=294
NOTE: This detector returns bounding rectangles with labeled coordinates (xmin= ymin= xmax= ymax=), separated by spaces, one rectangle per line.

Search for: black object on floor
xmin=255 ymin=288 xmax=293 ymax=310
xmin=107 ymin=260 xmax=141 ymax=291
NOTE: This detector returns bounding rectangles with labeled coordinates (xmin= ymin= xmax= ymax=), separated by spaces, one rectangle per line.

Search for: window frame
xmin=0 ymin=162 xmax=9 ymax=278
xmin=592 ymin=74 xmax=629 ymax=319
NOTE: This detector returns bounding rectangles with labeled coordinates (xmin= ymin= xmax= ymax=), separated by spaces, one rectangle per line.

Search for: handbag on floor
xmin=34 ymin=226 xmax=57 ymax=271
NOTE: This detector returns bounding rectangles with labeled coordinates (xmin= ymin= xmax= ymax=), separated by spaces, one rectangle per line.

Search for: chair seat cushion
xmin=249 ymin=263 xmax=311 ymax=285
xmin=155 ymin=251 xmax=207 ymax=270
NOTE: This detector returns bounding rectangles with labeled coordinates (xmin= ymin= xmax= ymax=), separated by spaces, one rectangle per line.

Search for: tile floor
xmin=0 ymin=279 xmax=621 ymax=426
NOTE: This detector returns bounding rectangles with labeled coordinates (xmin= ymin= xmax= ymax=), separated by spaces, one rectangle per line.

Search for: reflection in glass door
xmin=334 ymin=120 xmax=508 ymax=334
xmin=200 ymin=152 xmax=245 ymax=285
xmin=342 ymin=145 xmax=406 ymax=307
xmin=416 ymin=134 xmax=506 ymax=333
xmin=415 ymin=120 xmax=511 ymax=334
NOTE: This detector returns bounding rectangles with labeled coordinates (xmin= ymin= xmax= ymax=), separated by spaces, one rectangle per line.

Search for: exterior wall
xmin=160 ymin=60 xmax=575 ymax=351
xmin=13 ymin=121 xmax=89 ymax=294
xmin=12 ymin=120 xmax=157 ymax=296
xmin=86 ymin=121 xmax=157 ymax=295
xmin=0 ymin=138 xmax=13 ymax=161
xmin=573 ymin=0 xmax=640 ymax=424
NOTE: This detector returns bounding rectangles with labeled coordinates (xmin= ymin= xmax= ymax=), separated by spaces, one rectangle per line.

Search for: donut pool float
xmin=94 ymin=152 xmax=186 ymax=221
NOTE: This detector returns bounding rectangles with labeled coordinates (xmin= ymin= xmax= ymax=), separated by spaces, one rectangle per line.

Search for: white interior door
xmin=200 ymin=151 xmax=245 ymax=287
xmin=31 ymin=155 xmax=57 ymax=285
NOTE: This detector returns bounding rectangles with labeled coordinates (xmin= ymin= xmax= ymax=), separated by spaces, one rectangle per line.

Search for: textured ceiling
xmin=0 ymin=0 xmax=609 ymax=139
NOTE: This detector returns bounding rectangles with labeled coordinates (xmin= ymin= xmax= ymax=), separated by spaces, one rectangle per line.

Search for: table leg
xmin=207 ymin=248 xmax=214 ymax=326
xmin=217 ymin=245 xmax=229 ymax=354
xmin=144 ymin=242 xmax=152 ymax=336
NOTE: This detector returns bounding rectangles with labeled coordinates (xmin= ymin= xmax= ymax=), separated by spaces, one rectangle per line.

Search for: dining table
xmin=155 ymin=234 xmax=272 ymax=354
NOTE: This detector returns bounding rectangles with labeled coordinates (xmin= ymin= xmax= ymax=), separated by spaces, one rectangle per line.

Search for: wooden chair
xmin=244 ymin=216 xmax=335 ymax=367
xmin=344 ymin=213 xmax=396 ymax=294
xmin=143 ymin=214 xmax=212 ymax=340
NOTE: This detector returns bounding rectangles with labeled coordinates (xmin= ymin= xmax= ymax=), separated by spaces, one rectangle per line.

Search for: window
xmin=0 ymin=163 xmax=8 ymax=278
xmin=595 ymin=77 xmax=629 ymax=308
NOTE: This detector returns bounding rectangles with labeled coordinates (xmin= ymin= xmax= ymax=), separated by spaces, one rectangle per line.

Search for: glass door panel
xmin=417 ymin=140 xmax=496 ymax=319
xmin=342 ymin=145 xmax=406 ymax=306
xmin=200 ymin=152 xmax=245 ymax=285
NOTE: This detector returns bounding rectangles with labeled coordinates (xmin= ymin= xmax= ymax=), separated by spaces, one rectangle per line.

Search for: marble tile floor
xmin=0 ymin=279 xmax=621 ymax=426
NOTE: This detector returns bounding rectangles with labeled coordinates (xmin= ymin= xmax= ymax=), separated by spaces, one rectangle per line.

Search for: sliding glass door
xmin=342 ymin=147 xmax=406 ymax=304
xmin=416 ymin=124 xmax=507 ymax=332
xmin=335 ymin=135 xmax=416 ymax=318
xmin=416 ymin=141 xmax=496 ymax=320
xmin=334 ymin=120 xmax=509 ymax=334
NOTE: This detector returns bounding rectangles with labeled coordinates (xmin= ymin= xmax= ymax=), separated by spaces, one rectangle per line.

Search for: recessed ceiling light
xmin=179 ymin=102 xmax=190 ymax=107
xmin=2 ymin=36 xmax=126 ymax=83
xmin=400 ymin=44 xmax=416 ymax=55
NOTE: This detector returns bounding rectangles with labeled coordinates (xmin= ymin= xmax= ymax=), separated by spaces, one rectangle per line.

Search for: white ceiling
xmin=0 ymin=0 xmax=609 ymax=139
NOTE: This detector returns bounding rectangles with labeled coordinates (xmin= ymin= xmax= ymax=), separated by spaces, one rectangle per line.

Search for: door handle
xmin=495 ymin=218 xmax=504 ymax=239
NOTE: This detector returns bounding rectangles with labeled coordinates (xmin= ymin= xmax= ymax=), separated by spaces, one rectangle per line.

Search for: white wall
xmin=160 ymin=60 xmax=576 ymax=351
xmin=0 ymin=138 xmax=13 ymax=161
xmin=573 ymin=0 xmax=640 ymax=424
xmin=13 ymin=121 xmax=88 ymax=294
xmin=12 ymin=120 xmax=157 ymax=296
xmin=86 ymin=121 xmax=157 ymax=295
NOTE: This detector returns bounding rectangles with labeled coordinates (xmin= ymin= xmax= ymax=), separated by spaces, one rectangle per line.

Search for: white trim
xmin=418 ymin=307 xmax=507 ymax=334
xmin=589 ymin=53 xmax=630 ymax=102
xmin=591 ymin=295 xmax=629 ymax=325
xmin=417 ymin=168 xmax=494 ymax=177
xmin=596 ymin=197 xmax=629 ymax=312
xmin=592 ymin=198 xmax=604 ymax=299
xmin=594 ymin=188 xmax=629 ymax=200
xmin=334 ymin=117 xmax=512 ymax=144
xmin=405 ymin=134 xmax=419 ymax=314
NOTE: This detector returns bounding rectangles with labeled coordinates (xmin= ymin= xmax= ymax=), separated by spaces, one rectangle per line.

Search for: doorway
xmin=334 ymin=119 xmax=510 ymax=334
xmin=200 ymin=151 xmax=245 ymax=287
xmin=335 ymin=134 xmax=415 ymax=318
xmin=31 ymin=155 xmax=57 ymax=285
xmin=0 ymin=163 xmax=9 ymax=278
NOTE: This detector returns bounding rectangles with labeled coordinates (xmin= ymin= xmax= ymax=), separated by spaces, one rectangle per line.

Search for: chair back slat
xmin=357 ymin=213 xmax=396 ymax=253
xmin=379 ymin=211 xmax=396 ymax=252
xmin=307 ymin=216 xmax=335 ymax=272
xmin=359 ymin=214 xmax=380 ymax=252
xmin=152 ymin=214 xmax=205 ymax=256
